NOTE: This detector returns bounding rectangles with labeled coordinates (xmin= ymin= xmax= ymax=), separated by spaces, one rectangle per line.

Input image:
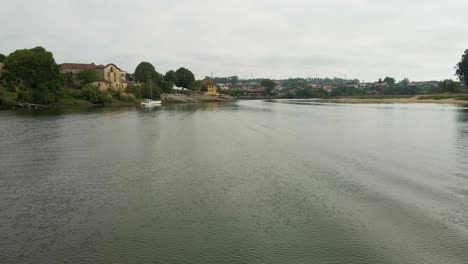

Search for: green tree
xmin=3 ymin=46 xmax=62 ymax=103
xmin=0 ymin=53 xmax=6 ymax=62
xmin=141 ymin=81 xmax=161 ymax=99
xmin=193 ymin=80 xmax=203 ymax=92
xmin=456 ymin=49 xmax=468 ymax=85
xmin=164 ymin=70 xmax=177 ymax=83
xmin=261 ymin=79 xmax=276 ymax=96
xmin=134 ymin=62 xmax=161 ymax=84
xmin=79 ymin=84 xmax=113 ymax=104
xmin=3 ymin=47 xmax=61 ymax=89
xmin=175 ymin=67 xmax=195 ymax=89
xmin=77 ymin=69 xmax=98 ymax=85
xmin=438 ymin=79 xmax=462 ymax=93
xmin=383 ymin=77 xmax=396 ymax=85
xmin=400 ymin=78 xmax=410 ymax=86
xmin=162 ymin=70 xmax=178 ymax=93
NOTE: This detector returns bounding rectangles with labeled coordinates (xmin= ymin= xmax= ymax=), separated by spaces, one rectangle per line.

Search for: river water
xmin=1 ymin=100 xmax=468 ymax=263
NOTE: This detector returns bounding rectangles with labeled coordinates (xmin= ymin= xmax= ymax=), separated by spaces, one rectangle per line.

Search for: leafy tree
xmin=32 ymin=83 xmax=54 ymax=104
xmin=456 ymin=49 xmax=468 ymax=85
xmin=261 ymin=79 xmax=276 ymax=95
xmin=162 ymin=70 xmax=178 ymax=93
xmin=383 ymin=77 xmax=396 ymax=85
xmin=77 ymin=69 xmax=98 ymax=85
xmin=399 ymin=78 xmax=410 ymax=86
xmin=3 ymin=47 xmax=62 ymax=103
xmin=141 ymin=81 xmax=161 ymax=99
xmin=3 ymin=46 xmax=61 ymax=89
xmin=175 ymin=67 xmax=195 ymax=89
xmin=164 ymin=70 xmax=177 ymax=83
xmin=79 ymin=84 xmax=112 ymax=104
xmin=0 ymin=53 xmax=6 ymax=62
xmin=134 ymin=62 xmax=160 ymax=84
xmin=126 ymin=83 xmax=142 ymax=98
xmin=438 ymin=79 xmax=462 ymax=93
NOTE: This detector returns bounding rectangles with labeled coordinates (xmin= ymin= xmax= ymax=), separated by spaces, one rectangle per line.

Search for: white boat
xmin=140 ymin=99 xmax=161 ymax=107
xmin=140 ymin=79 xmax=161 ymax=107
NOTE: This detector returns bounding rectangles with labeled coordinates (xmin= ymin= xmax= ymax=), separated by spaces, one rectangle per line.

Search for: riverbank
xmin=317 ymin=95 xmax=468 ymax=105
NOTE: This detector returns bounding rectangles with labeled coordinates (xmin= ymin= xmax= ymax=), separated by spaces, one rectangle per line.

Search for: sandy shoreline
xmin=317 ymin=96 xmax=468 ymax=105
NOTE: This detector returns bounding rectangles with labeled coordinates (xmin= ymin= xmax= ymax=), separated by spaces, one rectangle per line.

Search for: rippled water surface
xmin=1 ymin=100 xmax=468 ymax=263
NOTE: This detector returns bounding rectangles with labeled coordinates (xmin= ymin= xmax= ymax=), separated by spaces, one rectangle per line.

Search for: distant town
xmin=0 ymin=46 xmax=467 ymax=109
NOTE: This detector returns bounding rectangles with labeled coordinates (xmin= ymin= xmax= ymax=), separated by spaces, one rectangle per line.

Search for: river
xmin=1 ymin=100 xmax=468 ymax=263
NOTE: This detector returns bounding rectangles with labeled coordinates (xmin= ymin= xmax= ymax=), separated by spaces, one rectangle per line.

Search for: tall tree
xmin=175 ymin=67 xmax=195 ymax=89
xmin=3 ymin=46 xmax=60 ymax=88
xmin=456 ymin=49 xmax=468 ymax=85
xmin=164 ymin=70 xmax=177 ymax=83
xmin=261 ymin=79 xmax=276 ymax=96
xmin=383 ymin=77 xmax=396 ymax=85
xmin=134 ymin=62 xmax=159 ymax=83
xmin=0 ymin=53 xmax=6 ymax=62
xmin=162 ymin=70 xmax=177 ymax=93
xmin=400 ymin=78 xmax=410 ymax=86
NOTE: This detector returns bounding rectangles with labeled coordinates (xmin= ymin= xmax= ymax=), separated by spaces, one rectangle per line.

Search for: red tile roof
xmin=59 ymin=63 xmax=97 ymax=70
xmin=242 ymin=87 xmax=265 ymax=93
xmin=202 ymin=79 xmax=216 ymax=86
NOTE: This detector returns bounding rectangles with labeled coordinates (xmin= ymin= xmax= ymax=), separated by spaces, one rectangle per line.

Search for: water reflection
xmin=1 ymin=101 xmax=468 ymax=264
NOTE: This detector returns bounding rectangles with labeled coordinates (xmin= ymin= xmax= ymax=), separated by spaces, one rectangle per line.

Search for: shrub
xmin=119 ymin=92 xmax=136 ymax=102
xmin=79 ymin=85 xmax=113 ymax=104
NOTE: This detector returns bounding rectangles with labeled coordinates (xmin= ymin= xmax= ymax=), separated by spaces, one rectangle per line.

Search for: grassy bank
xmin=318 ymin=94 xmax=468 ymax=105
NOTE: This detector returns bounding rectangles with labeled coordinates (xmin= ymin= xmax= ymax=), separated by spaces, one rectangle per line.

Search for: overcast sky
xmin=1 ymin=0 xmax=467 ymax=81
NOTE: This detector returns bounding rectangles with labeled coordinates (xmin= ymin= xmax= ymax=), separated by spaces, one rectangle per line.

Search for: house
xmin=242 ymin=87 xmax=265 ymax=97
xmin=93 ymin=64 xmax=127 ymax=90
xmin=323 ymin=85 xmax=334 ymax=92
xmin=59 ymin=62 xmax=127 ymax=90
xmin=120 ymin=70 xmax=127 ymax=81
xmin=373 ymin=82 xmax=388 ymax=87
xmin=202 ymin=79 xmax=218 ymax=95
xmin=59 ymin=63 xmax=97 ymax=75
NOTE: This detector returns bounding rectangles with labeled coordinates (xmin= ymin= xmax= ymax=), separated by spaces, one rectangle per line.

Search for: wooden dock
xmin=17 ymin=103 xmax=45 ymax=109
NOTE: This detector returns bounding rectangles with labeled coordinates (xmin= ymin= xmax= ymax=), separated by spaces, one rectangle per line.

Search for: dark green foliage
xmin=331 ymin=86 xmax=365 ymax=97
xmin=141 ymin=82 xmax=161 ymax=99
xmin=175 ymin=67 xmax=195 ymax=89
xmin=261 ymin=79 xmax=276 ymax=95
xmin=161 ymin=70 xmax=177 ymax=93
xmin=3 ymin=47 xmax=61 ymax=89
xmin=383 ymin=77 xmax=396 ymax=85
xmin=79 ymin=85 xmax=112 ymax=104
xmin=0 ymin=86 xmax=17 ymax=108
xmin=32 ymin=83 xmax=54 ymax=104
xmin=164 ymin=70 xmax=177 ymax=83
xmin=399 ymin=78 xmax=410 ymax=86
xmin=134 ymin=62 xmax=162 ymax=86
xmin=77 ymin=69 xmax=98 ymax=85
xmin=17 ymin=89 xmax=32 ymax=102
xmin=456 ymin=49 xmax=468 ymax=85
xmin=126 ymin=83 xmax=143 ymax=98
xmin=435 ymin=79 xmax=463 ymax=93
xmin=0 ymin=53 xmax=6 ymax=62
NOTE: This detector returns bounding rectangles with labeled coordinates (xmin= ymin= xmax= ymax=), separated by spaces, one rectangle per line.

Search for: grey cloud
xmin=0 ymin=0 xmax=467 ymax=81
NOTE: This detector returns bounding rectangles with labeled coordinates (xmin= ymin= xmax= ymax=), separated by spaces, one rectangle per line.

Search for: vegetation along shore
xmin=0 ymin=47 xmax=467 ymax=110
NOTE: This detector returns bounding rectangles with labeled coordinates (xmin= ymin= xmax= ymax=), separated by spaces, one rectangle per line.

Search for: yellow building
xmin=202 ymin=79 xmax=218 ymax=95
xmin=93 ymin=63 xmax=127 ymax=90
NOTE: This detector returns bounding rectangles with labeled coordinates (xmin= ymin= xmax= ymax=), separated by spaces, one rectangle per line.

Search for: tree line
xmin=0 ymin=46 xmax=199 ymax=106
